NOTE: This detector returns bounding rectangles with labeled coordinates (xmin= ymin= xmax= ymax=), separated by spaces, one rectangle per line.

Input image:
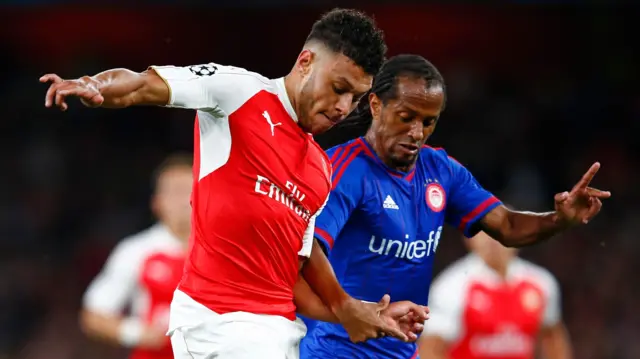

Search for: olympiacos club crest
xmin=426 ymin=183 xmax=446 ymax=212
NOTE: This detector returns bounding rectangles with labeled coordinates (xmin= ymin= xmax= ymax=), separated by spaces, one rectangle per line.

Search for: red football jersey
xmin=152 ymin=63 xmax=331 ymax=321
xmin=83 ymin=224 xmax=184 ymax=359
xmin=131 ymin=251 xmax=185 ymax=359
xmin=424 ymin=254 xmax=561 ymax=359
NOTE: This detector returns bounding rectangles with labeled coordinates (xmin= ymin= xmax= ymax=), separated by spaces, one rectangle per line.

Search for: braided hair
xmin=314 ymin=54 xmax=446 ymax=150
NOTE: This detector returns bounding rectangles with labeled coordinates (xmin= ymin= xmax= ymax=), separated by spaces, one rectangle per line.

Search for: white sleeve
xmin=150 ymin=63 xmax=267 ymax=113
xmin=542 ymin=272 xmax=562 ymax=327
xmin=82 ymin=240 xmax=142 ymax=315
xmin=422 ymin=270 xmax=465 ymax=342
xmin=298 ymin=195 xmax=329 ymax=258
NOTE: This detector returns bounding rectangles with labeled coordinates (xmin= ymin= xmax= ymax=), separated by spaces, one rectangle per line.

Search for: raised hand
xmin=40 ymin=74 xmax=104 ymax=111
xmin=554 ymin=162 xmax=611 ymax=226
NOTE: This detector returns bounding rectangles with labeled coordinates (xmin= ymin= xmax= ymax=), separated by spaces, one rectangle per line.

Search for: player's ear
xmin=296 ymin=49 xmax=315 ymax=76
xmin=369 ymin=93 xmax=382 ymax=121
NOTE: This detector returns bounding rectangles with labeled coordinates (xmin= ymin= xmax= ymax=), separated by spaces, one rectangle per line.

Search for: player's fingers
xmin=60 ymin=87 xmax=104 ymax=107
xmin=45 ymin=82 xmax=61 ymax=108
xmin=586 ymin=187 xmax=611 ymax=198
xmin=398 ymin=301 xmax=428 ymax=321
xmin=406 ymin=331 xmax=418 ymax=342
xmin=414 ymin=305 xmax=429 ymax=321
xmin=54 ymin=88 xmax=69 ymax=111
xmin=583 ymin=198 xmax=602 ymax=224
xmin=554 ymin=191 xmax=569 ymax=203
xmin=39 ymin=73 xmax=63 ymax=84
xmin=571 ymin=162 xmax=600 ymax=193
xmin=376 ymin=294 xmax=391 ymax=311
xmin=382 ymin=324 xmax=408 ymax=342
xmin=396 ymin=313 xmax=412 ymax=323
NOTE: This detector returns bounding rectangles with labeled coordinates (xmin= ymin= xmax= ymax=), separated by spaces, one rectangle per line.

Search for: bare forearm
xmin=86 ymin=68 xmax=169 ymax=108
xmin=294 ymin=275 xmax=339 ymax=323
xmin=541 ymin=324 xmax=573 ymax=359
xmin=79 ymin=309 xmax=125 ymax=344
xmin=301 ymin=240 xmax=351 ymax=312
xmin=481 ymin=207 xmax=569 ymax=248
xmin=418 ymin=336 xmax=450 ymax=359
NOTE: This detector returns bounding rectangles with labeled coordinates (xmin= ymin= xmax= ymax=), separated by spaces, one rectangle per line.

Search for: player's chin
xmin=307 ymin=114 xmax=337 ymax=135
xmin=394 ymin=153 xmax=417 ymax=164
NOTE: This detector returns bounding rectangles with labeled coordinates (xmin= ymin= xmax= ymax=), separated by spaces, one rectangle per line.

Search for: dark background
xmin=0 ymin=3 xmax=637 ymax=359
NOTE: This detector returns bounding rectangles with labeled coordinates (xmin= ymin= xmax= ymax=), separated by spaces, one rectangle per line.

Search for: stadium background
xmin=0 ymin=3 xmax=637 ymax=359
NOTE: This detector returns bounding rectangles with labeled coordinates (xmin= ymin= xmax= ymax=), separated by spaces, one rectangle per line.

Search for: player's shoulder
xmin=431 ymin=254 xmax=480 ymax=295
xmin=209 ymin=63 xmax=274 ymax=90
xmin=513 ymin=258 xmax=560 ymax=292
xmin=326 ymin=138 xmax=373 ymax=182
xmin=418 ymin=145 xmax=458 ymax=172
xmin=154 ymin=62 xmax=272 ymax=90
xmin=109 ymin=224 xmax=177 ymax=261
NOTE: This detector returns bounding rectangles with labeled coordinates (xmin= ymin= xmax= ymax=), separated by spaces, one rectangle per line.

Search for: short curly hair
xmin=305 ymin=8 xmax=387 ymax=76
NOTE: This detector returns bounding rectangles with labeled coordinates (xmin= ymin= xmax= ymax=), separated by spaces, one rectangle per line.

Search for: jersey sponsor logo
xmin=426 ymin=183 xmax=446 ymax=212
xmin=188 ymin=63 xmax=218 ymax=77
xmin=383 ymin=195 xmax=399 ymax=210
xmin=262 ymin=111 xmax=282 ymax=136
xmin=368 ymin=226 xmax=442 ymax=259
xmin=254 ymin=175 xmax=312 ymax=221
xmin=470 ymin=324 xmax=533 ymax=356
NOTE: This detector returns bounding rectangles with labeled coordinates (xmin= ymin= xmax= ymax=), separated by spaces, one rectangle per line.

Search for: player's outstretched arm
xmin=478 ymin=162 xmax=611 ymax=247
xmin=40 ymin=68 xmax=169 ymax=110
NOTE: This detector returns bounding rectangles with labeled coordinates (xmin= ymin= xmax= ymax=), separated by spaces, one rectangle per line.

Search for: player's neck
xmin=165 ymin=223 xmax=190 ymax=248
xmin=283 ymin=74 xmax=300 ymax=121
xmin=484 ymin=258 xmax=510 ymax=279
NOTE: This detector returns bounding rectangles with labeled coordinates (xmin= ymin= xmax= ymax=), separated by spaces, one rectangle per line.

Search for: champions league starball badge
xmin=188 ymin=64 xmax=218 ymax=77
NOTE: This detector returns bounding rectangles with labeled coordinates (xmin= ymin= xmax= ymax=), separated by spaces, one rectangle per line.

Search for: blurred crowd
xmin=0 ymin=5 xmax=637 ymax=359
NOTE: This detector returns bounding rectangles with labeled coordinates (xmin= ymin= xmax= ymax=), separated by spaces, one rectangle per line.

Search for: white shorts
xmin=168 ymin=290 xmax=307 ymax=359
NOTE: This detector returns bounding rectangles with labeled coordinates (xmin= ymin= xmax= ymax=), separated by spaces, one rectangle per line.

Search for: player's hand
xmin=40 ymin=73 xmax=104 ymax=111
xmin=380 ymin=302 xmax=429 ymax=342
xmin=138 ymin=325 xmax=169 ymax=350
xmin=554 ymin=162 xmax=611 ymax=226
xmin=334 ymin=295 xmax=424 ymax=343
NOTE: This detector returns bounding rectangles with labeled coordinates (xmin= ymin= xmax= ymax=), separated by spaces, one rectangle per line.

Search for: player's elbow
xmin=79 ymin=309 xmax=97 ymax=336
xmin=79 ymin=309 xmax=111 ymax=340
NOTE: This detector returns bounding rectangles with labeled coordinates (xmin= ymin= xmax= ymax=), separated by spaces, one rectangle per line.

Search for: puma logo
xmin=263 ymin=111 xmax=282 ymax=136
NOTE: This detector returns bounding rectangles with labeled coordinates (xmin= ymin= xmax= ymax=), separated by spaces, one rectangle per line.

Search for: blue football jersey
xmin=299 ymin=137 xmax=502 ymax=359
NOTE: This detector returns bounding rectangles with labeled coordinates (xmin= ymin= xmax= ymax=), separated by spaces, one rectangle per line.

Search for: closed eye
xmin=333 ymin=85 xmax=347 ymax=95
xmin=423 ymin=118 xmax=437 ymax=127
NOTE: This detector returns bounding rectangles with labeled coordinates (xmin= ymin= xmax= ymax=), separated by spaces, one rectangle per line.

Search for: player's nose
xmin=407 ymin=121 xmax=425 ymax=142
xmin=335 ymin=94 xmax=352 ymax=117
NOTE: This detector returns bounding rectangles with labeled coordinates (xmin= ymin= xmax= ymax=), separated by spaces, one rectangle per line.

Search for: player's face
xmin=370 ymin=76 xmax=445 ymax=170
xmin=297 ymin=50 xmax=372 ymax=134
xmin=152 ymin=166 xmax=193 ymax=236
